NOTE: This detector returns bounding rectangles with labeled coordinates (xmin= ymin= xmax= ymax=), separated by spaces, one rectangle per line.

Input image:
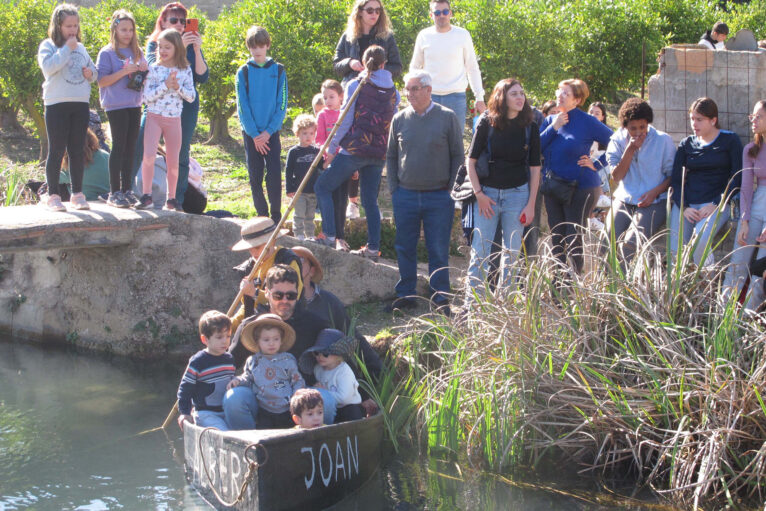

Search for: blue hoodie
xmin=236 ymin=57 xmax=288 ymax=137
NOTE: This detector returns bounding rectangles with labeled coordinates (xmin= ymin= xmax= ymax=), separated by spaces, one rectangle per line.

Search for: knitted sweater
xmin=177 ymin=350 xmax=236 ymax=415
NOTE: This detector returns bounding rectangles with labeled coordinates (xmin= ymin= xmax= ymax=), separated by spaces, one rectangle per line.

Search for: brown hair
xmin=345 ymin=0 xmax=392 ymax=41
xmin=156 ymin=29 xmax=189 ymax=68
xmin=292 ymin=113 xmax=317 ymax=135
xmin=199 ymin=310 xmax=232 ymax=337
xmin=689 ymin=97 xmax=720 ymax=129
xmin=321 ymin=79 xmax=344 ymax=97
xmin=541 ymin=100 xmax=557 ymax=116
xmin=246 ymin=25 xmax=271 ymax=48
xmin=363 ymin=45 xmax=386 ymax=74
xmin=62 ymin=129 xmax=99 ymax=169
xmin=558 ymin=78 xmax=589 ymax=106
xmin=253 ymin=325 xmax=283 ymax=345
xmin=48 ymin=3 xmax=81 ymax=47
xmin=265 ymin=264 xmax=300 ymax=289
xmin=148 ymin=2 xmax=188 ymax=43
xmin=487 ymin=78 xmax=533 ymax=130
xmin=110 ymin=10 xmax=142 ymax=61
xmin=748 ymin=100 xmax=766 ymax=159
xmin=589 ymin=101 xmax=607 ymax=124
xmin=290 ymin=388 xmax=323 ymax=416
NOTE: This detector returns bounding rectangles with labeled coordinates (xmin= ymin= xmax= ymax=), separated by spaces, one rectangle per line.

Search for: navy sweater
xmin=177 ymin=350 xmax=236 ymax=415
xmin=670 ymin=130 xmax=743 ymax=207
xmin=286 ymin=144 xmax=321 ymax=194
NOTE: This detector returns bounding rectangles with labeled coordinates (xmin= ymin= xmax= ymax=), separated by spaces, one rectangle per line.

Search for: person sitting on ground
xmin=291 ymin=388 xmax=324 ymax=429
xmin=60 ymin=128 xmax=110 ymax=202
xmin=227 ymin=313 xmax=305 ymax=429
xmin=230 ymin=217 xmax=303 ymax=333
xmin=299 ymin=329 xmax=364 ymax=423
xmin=176 ymin=311 xmax=236 ymax=431
xmin=286 ymin=114 xmax=320 ymax=241
xmin=699 ymin=21 xmax=728 ymax=50
xmin=606 ymin=98 xmax=675 ymax=261
xmin=133 ymin=147 xmax=207 ymax=213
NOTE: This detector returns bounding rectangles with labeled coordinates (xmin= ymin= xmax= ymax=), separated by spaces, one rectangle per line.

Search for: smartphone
xmin=184 ymin=18 xmax=198 ymax=33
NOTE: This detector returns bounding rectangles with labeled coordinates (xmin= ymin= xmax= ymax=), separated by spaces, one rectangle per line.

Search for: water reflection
xmin=1 ymin=340 xmax=668 ymax=510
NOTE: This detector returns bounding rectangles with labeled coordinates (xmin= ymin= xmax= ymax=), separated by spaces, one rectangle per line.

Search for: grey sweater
xmin=37 ymin=39 xmax=97 ymax=105
xmin=238 ymin=352 xmax=305 ymax=413
xmin=386 ymin=103 xmax=464 ymax=193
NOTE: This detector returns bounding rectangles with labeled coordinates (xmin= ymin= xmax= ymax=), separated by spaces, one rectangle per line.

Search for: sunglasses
xmin=432 ymin=9 xmax=450 ymax=16
xmin=315 ymin=351 xmax=332 ymax=357
xmin=363 ymin=7 xmax=382 ymax=14
xmin=270 ymin=291 xmax=298 ymax=301
xmin=167 ymin=17 xmax=186 ymax=25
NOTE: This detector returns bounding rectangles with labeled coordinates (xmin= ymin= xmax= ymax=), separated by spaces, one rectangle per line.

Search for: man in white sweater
xmin=409 ymin=0 xmax=485 ymax=130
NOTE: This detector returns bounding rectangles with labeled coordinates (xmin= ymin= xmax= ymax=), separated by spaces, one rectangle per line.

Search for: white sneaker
xmin=346 ymin=201 xmax=360 ymax=219
xmin=589 ymin=217 xmax=605 ymax=230
xmin=596 ymin=194 xmax=611 ymax=209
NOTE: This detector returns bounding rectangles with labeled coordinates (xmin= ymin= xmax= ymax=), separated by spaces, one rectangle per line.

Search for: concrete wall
xmin=648 ymin=45 xmax=766 ymax=145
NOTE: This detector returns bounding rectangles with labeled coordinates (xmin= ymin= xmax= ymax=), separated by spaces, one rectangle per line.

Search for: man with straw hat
xmin=230 ymin=216 xmax=304 ymax=333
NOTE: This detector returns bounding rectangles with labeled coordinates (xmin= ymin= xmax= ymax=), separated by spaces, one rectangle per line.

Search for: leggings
xmin=142 ymin=112 xmax=182 ymax=199
xmin=106 ymin=107 xmax=141 ymax=193
xmin=44 ymin=102 xmax=89 ymax=196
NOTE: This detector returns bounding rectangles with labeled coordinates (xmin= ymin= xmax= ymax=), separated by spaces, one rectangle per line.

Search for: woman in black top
xmin=465 ymin=79 xmax=541 ymax=297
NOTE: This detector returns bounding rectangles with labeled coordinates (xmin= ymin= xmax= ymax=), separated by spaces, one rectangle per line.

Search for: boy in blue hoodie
xmin=236 ymin=26 xmax=288 ymax=223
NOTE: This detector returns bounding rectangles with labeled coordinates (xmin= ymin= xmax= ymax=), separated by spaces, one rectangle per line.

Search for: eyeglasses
xmin=405 ymin=85 xmax=426 ymax=94
xmin=749 ymin=114 xmax=764 ymax=122
xmin=432 ymin=9 xmax=450 ymax=16
xmin=363 ymin=7 xmax=382 ymax=15
xmin=270 ymin=290 xmax=298 ymax=301
xmin=314 ymin=351 xmax=332 ymax=357
xmin=167 ymin=17 xmax=186 ymax=25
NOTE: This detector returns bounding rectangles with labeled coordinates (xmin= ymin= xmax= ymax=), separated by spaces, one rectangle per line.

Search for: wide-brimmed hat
xmin=290 ymin=246 xmax=323 ymax=283
xmin=298 ymin=328 xmax=358 ymax=374
xmin=240 ymin=313 xmax=296 ymax=354
xmin=232 ymin=217 xmax=288 ymax=251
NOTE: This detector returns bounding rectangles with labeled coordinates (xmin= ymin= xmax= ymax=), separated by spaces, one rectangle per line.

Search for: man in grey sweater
xmin=386 ymin=70 xmax=463 ymax=312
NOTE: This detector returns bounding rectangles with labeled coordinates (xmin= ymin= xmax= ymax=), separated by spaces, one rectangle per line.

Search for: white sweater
xmin=409 ymin=25 xmax=484 ymax=101
xmin=314 ymin=362 xmax=361 ymax=408
xmin=37 ymin=39 xmax=98 ymax=105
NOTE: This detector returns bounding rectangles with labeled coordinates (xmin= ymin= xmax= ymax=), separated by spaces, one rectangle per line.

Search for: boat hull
xmin=184 ymin=413 xmax=383 ymax=510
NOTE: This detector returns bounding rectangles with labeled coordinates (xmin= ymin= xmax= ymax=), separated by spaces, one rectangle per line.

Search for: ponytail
xmin=363 ymin=45 xmax=386 ymax=73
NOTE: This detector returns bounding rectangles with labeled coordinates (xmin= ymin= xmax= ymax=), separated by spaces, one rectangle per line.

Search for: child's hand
xmin=361 ymin=398 xmax=378 ymax=417
xmin=226 ymin=379 xmax=240 ymax=390
xmin=240 ymin=278 xmax=256 ymax=298
xmin=66 ymin=36 xmax=78 ymax=50
xmin=253 ymin=131 xmax=270 ymax=155
xmin=178 ymin=414 xmax=193 ymax=430
xmin=287 ymin=192 xmax=295 ymax=198
xmin=138 ymin=59 xmax=148 ymax=72
xmin=165 ymin=70 xmax=179 ymax=90
xmin=82 ymin=66 xmax=93 ymax=80
xmin=123 ymin=60 xmax=139 ymax=74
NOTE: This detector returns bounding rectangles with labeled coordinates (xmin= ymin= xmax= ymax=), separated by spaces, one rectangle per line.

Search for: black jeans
xmin=544 ymin=185 xmax=600 ymax=273
xmin=243 ymin=131 xmax=282 ymax=222
xmin=44 ymin=102 xmax=89 ymax=195
xmin=106 ymin=107 xmax=141 ymax=193
xmin=333 ymin=181 xmax=349 ymax=240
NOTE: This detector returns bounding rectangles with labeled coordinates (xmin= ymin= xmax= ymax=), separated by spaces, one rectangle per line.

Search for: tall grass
xmin=397 ymin=213 xmax=766 ymax=508
xmin=0 ymin=165 xmax=26 ymax=206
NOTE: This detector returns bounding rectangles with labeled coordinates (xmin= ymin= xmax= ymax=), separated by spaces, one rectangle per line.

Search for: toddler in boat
xmin=290 ymin=388 xmax=324 ymax=429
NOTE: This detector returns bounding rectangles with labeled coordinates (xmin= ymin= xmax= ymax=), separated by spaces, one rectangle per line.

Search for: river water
xmin=0 ymin=340 xmax=668 ymax=510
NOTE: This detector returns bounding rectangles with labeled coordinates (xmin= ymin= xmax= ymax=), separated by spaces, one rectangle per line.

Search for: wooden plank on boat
xmin=184 ymin=413 xmax=383 ymax=511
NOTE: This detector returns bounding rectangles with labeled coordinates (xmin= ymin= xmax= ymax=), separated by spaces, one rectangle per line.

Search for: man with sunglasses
xmin=409 ymin=0 xmax=485 ymax=132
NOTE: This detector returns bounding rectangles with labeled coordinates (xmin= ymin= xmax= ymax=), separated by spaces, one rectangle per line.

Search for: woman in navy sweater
xmin=539 ymin=79 xmax=612 ymax=273
xmin=669 ymin=97 xmax=742 ymax=266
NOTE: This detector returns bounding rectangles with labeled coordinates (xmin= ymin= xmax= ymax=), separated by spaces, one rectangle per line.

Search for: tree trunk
xmin=0 ymin=103 xmax=23 ymax=132
xmin=204 ymin=115 xmax=234 ymax=145
xmin=21 ymin=95 xmax=47 ymax=162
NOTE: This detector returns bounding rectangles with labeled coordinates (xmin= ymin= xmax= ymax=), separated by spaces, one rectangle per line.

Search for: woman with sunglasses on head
xmin=539 ymin=79 xmax=613 ymax=275
xmin=134 ymin=2 xmax=208 ymax=212
xmin=669 ymin=97 xmax=742 ymax=267
xmin=465 ymin=79 xmax=540 ymax=300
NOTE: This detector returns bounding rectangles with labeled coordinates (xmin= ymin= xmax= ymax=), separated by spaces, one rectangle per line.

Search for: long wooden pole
xmin=159 ymin=75 xmax=370 ymax=431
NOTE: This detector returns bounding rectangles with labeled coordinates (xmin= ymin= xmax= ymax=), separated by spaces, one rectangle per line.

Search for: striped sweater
xmin=177 ymin=350 xmax=236 ymax=415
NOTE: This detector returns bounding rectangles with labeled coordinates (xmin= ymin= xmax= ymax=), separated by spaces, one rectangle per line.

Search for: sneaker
xmin=163 ymin=198 xmax=178 ymax=211
xmin=136 ymin=194 xmax=153 ymax=210
xmin=123 ymin=190 xmax=141 ymax=207
xmin=70 ymin=192 xmax=90 ymax=210
xmin=97 ymin=193 xmax=109 ymax=203
xmin=311 ymin=233 xmax=335 ymax=247
xmin=350 ymin=245 xmax=380 ymax=262
xmin=336 ymin=239 xmax=350 ymax=252
xmin=42 ymin=193 xmax=66 ymax=212
xmin=383 ymin=296 xmax=418 ymax=313
xmin=346 ymin=201 xmax=360 ymax=219
xmin=107 ymin=191 xmax=130 ymax=208
xmin=595 ymin=194 xmax=611 ymax=209
xmin=589 ymin=217 xmax=605 ymax=230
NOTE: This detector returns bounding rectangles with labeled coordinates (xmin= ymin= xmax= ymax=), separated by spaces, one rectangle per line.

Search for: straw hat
xmin=240 ymin=313 xmax=296 ymax=354
xmin=298 ymin=329 xmax=358 ymax=374
xmin=290 ymin=246 xmax=323 ymax=283
xmin=232 ymin=217 xmax=288 ymax=251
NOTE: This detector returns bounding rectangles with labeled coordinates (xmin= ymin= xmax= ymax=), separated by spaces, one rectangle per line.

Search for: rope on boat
xmin=198 ymin=427 xmax=269 ymax=507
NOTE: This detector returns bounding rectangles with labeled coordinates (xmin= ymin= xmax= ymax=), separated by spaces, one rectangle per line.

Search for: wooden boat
xmin=183 ymin=413 xmax=383 ymax=510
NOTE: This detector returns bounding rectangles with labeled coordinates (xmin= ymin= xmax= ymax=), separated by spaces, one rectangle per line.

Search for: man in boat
xmin=230 ymin=217 xmax=304 ymax=334
xmin=225 ymin=265 xmax=381 ymax=428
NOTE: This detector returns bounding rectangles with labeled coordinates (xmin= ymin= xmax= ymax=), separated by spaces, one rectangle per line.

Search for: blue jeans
xmin=223 ymin=386 xmax=336 ymax=429
xmin=392 ymin=187 xmax=454 ymax=303
xmin=669 ymin=202 xmax=730 ymax=266
xmin=432 ymin=92 xmax=466 ymax=130
xmin=467 ymin=184 xmax=528 ymax=294
xmin=193 ymin=410 xmax=229 ymax=430
xmin=315 ymin=153 xmax=382 ymax=250
xmin=244 ymin=131 xmax=283 ymax=222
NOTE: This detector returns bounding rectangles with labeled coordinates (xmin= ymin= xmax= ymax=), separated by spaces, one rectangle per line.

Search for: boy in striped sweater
xmin=177 ymin=311 xmax=236 ymax=430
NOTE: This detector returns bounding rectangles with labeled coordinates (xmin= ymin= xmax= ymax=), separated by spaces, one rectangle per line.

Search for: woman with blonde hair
xmin=333 ymin=0 xmax=401 ymax=85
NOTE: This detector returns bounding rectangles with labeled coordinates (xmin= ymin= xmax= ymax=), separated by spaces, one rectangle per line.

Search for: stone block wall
xmin=648 ymin=44 xmax=766 ymax=145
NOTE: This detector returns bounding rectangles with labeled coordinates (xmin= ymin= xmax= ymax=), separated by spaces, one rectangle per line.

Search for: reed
xmin=397 ymin=212 xmax=766 ymax=508
xmin=0 ymin=165 xmax=25 ymax=206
